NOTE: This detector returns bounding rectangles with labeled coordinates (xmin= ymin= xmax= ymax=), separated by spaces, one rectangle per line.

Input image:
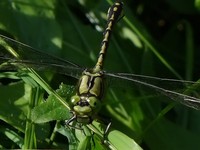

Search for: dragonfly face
xmin=68 ymin=69 xmax=104 ymax=124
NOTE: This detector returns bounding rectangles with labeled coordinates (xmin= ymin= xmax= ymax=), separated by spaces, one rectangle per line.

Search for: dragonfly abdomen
xmin=94 ymin=2 xmax=123 ymax=72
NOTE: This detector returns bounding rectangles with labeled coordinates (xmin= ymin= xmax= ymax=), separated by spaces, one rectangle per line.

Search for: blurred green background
xmin=0 ymin=0 xmax=200 ymax=149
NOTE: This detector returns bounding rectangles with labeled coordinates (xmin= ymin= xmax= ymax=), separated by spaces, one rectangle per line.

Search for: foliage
xmin=0 ymin=0 xmax=200 ymax=149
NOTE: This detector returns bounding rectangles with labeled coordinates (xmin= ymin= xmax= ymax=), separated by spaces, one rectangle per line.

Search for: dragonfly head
xmin=69 ymin=95 xmax=101 ymax=124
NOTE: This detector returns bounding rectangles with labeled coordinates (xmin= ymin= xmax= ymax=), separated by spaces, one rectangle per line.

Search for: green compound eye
xmin=88 ymin=97 xmax=100 ymax=108
xmin=71 ymin=95 xmax=80 ymax=105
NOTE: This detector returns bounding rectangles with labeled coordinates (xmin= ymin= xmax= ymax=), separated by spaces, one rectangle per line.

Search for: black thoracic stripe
xmin=88 ymin=75 xmax=95 ymax=89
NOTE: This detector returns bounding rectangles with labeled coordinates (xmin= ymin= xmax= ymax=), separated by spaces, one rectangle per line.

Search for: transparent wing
xmin=0 ymin=35 xmax=84 ymax=79
xmin=105 ymin=72 xmax=200 ymax=109
xmin=1 ymin=34 xmax=200 ymax=109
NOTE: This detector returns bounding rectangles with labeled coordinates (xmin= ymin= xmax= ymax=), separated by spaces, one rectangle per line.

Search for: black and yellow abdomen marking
xmin=94 ymin=2 xmax=123 ymax=72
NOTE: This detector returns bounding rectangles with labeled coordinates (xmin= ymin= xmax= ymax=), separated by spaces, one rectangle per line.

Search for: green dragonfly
xmin=0 ymin=1 xmax=200 ymax=127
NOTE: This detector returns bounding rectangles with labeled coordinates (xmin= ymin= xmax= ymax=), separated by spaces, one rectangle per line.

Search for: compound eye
xmin=71 ymin=95 xmax=80 ymax=105
xmin=88 ymin=97 xmax=99 ymax=108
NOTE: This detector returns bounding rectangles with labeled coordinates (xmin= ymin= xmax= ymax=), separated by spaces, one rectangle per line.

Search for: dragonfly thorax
xmin=69 ymin=69 xmax=104 ymax=124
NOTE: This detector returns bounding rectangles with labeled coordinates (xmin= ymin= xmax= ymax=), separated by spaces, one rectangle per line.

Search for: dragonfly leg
xmin=104 ymin=121 xmax=112 ymax=137
xmin=95 ymin=115 xmax=112 ymax=139
xmin=65 ymin=111 xmax=83 ymax=130
xmin=91 ymin=131 xmax=96 ymax=147
xmin=65 ymin=111 xmax=76 ymax=124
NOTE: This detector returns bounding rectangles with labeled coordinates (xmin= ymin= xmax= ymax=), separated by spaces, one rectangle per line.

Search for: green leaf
xmin=195 ymin=0 xmax=200 ymax=10
xmin=1 ymin=128 xmax=24 ymax=148
xmin=108 ymin=130 xmax=143 ymax=150
xmin=77 ymin=136 xmax=92 ymax=150
xmin=31 ymin=84 xmax=73 ymax=123
xmin=0 ymin=81 xmax=29 ymax=132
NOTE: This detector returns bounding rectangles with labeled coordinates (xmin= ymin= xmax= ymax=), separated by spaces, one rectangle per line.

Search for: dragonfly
xmin=0 ymin=1 xmax=200 ymax=127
